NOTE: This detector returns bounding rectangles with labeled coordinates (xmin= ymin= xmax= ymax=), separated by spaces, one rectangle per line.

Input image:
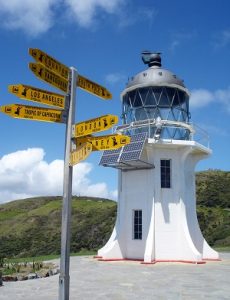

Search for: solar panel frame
xmin=100 ymin=154 xmax=120 ymax=165
xmin=99 ymin=132 xmax=149 ymax=168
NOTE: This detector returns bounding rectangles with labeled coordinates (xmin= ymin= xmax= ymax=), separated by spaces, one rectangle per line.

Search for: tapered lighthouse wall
xmin=182 ymin=152 xmax=219 ymax=259
xmin=119 ymin=169 xmax=152 ymax=259
xmin=98 ymin=140 xmax=219 ymax=262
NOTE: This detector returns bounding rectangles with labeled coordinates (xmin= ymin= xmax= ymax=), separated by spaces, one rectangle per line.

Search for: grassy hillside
xmin=0 ymin=196 xmax=116 ymax=258
xmin=0 ymin=169 xmax=229 ymax=258
xmin=196 ymin=169 xmax=230 ymax=208
xmin=196 ymin=169 xmax=230 ymax=247
xmin=197 ymin=206 xmax=230 ymax=247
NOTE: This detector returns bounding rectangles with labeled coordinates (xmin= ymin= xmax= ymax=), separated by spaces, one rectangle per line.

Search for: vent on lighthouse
xmin=141 ymin=51 xmax=162 ymax=67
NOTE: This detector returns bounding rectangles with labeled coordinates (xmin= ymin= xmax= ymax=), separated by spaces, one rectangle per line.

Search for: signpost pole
xmin=59 ymin=67 xmax=77 ymax=300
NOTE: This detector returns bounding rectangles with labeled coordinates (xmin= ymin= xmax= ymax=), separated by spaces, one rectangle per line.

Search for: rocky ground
xmin=1 ymin=261 xmax=59 ymax=283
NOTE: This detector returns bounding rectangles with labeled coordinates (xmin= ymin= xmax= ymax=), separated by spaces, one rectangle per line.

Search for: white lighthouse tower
xmin=98 ymin=52 xmax=219 ymax=263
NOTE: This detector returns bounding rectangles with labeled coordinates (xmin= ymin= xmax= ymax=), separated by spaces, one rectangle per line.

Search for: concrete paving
xmin=1 ymin=253 xmax=230 ymax=300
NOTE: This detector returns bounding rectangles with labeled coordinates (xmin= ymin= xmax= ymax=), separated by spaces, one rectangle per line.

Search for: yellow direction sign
xmin=77 ymin=75 xmax=112 ymax=100
xmin=73 ymin=114 xmax=118 ymax=138
xmin=76 ymin=134 xmax=131 ymax=151
xmin=0 ymin=104 xmax=67 ymax=123
xmin=8 ymin=84 xmax=65 ymax=109
xmin=70 ymin=142 xmax=92 ymax=166
xmin=29 ymin=63 xmax=68 ymax=93
xmin=29 ymin=48 xmax=112 ymax=100
xmin=29 ymin=48 xmax=69 ymax=80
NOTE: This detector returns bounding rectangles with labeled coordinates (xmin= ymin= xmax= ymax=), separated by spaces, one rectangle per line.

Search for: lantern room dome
xmin=123 ymin=51 xmax=189 ymax=96
xmin=125 ymin=66 xmax=188 ymax=94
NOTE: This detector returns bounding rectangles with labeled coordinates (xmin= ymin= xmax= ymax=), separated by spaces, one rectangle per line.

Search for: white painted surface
xmin=98 ymin=139 xmax=219 ymax=262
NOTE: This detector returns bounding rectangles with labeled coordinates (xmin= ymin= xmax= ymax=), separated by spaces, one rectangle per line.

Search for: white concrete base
xmin=98 ymin=140 xmax=219 ymax=263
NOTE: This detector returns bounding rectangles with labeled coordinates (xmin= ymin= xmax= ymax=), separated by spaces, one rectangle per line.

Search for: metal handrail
xmin=113 ymin=118 xmax=210 ymax=148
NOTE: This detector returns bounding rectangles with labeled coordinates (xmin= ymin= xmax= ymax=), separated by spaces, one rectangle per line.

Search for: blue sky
xmin=0 ymin=0 xmax=229 ymax=203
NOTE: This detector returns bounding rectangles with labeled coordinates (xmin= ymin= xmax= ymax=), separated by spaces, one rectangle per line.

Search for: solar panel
xmin=122 ymin=141 xmax=144 ymax=152
xmin=120 ymin=151 xmax=140 ymax=161
xmin=130 ymin=132 xmax=147 ymax=142
xmin=100 ymin=154 xmax=120 ymax=165
xmin=103 ymin=148 xmax=121 ymax=155
xmin=99 ymin=132 xmax=149 ymax=169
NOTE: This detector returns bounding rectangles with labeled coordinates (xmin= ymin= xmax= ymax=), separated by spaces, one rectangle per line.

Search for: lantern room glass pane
xmin=122 ymin=87 xmax=190 ymax=140
xmin=158 ymin=88 xmax=171 ymax=107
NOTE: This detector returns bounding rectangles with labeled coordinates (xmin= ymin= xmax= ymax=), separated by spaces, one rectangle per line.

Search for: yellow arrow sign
xmin=73 ymin=114 xmax=118 ymax=138
xmin=77 ymin=75 xmax=112 ymax=100
xmin=29 ymin=48 xmax=69 ymax=80
xmin=29 ymin=48 xmax=112 ymax=100
xmin=70 ymin=142 xmax=92 ymax=166
xmin=0 ymin=104 xmax=67 ymax=123
xmin=8 ymin=84 xmax=65 ymax=109
xmin=29 ymin=63 xmax=68 ymax=93
xmin=76 ymin=134 xmax=131 ymax=151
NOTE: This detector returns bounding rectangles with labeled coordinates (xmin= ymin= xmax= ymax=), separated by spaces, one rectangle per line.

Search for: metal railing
xmin=113 ymin=118 xmax=210 ymax=148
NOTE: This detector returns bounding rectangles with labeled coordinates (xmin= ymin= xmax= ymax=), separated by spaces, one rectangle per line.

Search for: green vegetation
xmin=196 ymin=170 xmax=230 ymax=247
xmin=213 ymin=246 xmax=230 ymax=252
xmin=3 ymin=254 xmax=60 ymax=264
xmin=0 ymin=196 xmax=116 ymax=258
xmin=0 ymin=169 xmax=229 ymax=260
xmin=196 ymin=169 xmax=230 ymax=208
xmin=197 ymin=206 xmax=230 ymax=246
xmin=0 ymin=257 xmax=57 ymax=279
xmin=1 ymin=259 xmax=44 ymax=276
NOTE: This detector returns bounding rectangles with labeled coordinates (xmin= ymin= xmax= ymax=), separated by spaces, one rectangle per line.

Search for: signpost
xmin=0 ymin=48 xmax=130 ymax=300
xmin=0 ymin=104 xmax=67 ymax=123
xmin=77 ymin=75 xmax=112 ymax=99
xmin=73 ymin=114 xmax=118 ymax=137
xmin=29 ymin=48 xmax=69 ymax=80
xmin=29 ymin=62 xmax=68 ymax=92
xmin=70 ymin=142 xmax=92 ymax=166
xmin=29 ymin=48 xmax=112 ymax=100
xmin=8 ymin=84 xmax=65 ymax=109
xmin=59 ymin=67 xmax=76 ymax=300
xmin=75 ymin=134 xmax=131 ymax=151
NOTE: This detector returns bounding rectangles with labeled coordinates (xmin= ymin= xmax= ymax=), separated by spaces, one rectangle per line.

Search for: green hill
xmin=0 ymin=196 xmax=116 ymax=258
xmin=0 ymin=169 xmax=229 ymax=258
xmin=196 ymin=169 xmax=230 ymax=208
xmin=196 ymin=169 xmax=230 ymax=247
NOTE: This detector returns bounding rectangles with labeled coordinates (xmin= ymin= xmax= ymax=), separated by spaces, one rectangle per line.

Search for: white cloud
xmin=169 ymin=31 xmax=196 ymax=52
xmin=65 ymin=0 xmax=123 ymax=28
xmin=213 ymin=29 xmax=230 ymax=49
xmin=190 ymin=87 xmax=230 ymax=113
xmin=105 ymin=72 xmax=126 ymax=84
xmin=215 ymin=87 xmax=230 ymax=113
xmin=0 ymin=0 xmax=58 ymax=37
xmin=0 ymin=148 xmax=117 ymax=203
xmin=0 ymin=0 xmax=124 ymax=36
xmin=118 ymin=6 xmax=157 ymax=29
xmin=190 ymin=89 xmax=215 ymax=108
xmin=169 ymin=40 xmax=180 ymax=52
xmin=0 ymin=0 xmax=156 ymax=35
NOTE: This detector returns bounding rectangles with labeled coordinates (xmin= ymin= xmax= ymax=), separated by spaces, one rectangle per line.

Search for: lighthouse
xmin=98 ymin=52 xmax=219 ymax=263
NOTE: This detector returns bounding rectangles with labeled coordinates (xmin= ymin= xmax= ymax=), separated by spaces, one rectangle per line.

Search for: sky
xmin=0 ymin=0 xmax=229 ymax=203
